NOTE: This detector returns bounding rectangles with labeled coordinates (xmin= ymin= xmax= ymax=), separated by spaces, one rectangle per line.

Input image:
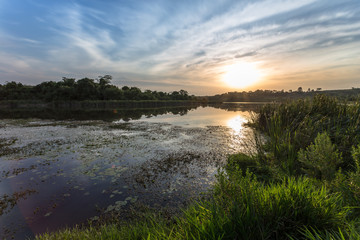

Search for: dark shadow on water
xmin=0 ymin=102 xmax=262 ymax=122
xmin=0 ymin=106 xmax=199 ymax=122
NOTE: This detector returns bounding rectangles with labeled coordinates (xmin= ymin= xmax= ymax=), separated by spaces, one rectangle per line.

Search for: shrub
xmin=298 ymin=132 xmax=342 ymax=181
xmin=331 ymin=145 xmax=360 ymax=219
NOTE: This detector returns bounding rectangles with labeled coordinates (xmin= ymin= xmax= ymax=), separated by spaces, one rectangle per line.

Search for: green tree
xmin=75 ymin=78 xmax=98 ymax=100
xmin=98 ymin=75 xmax=112 ymax=87
xmin=61 ymin=77 xmax=76 ymax=87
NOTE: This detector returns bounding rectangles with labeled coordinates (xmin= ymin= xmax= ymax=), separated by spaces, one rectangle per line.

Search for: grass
xmin=36 ymin=94 xmax=360 ymax=239
xmin=36 ymin=220 xmax=173 ymax=240
xmin=36 ymin=172 xmax=354 ymax=240
xmin=179 ymin=172 xmax=349 ymax=240
xmin=255 ymin=94 xmax=360 ymax=174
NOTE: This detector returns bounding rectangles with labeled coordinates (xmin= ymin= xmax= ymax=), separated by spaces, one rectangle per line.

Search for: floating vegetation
xmin=44 ymin=212 xmax=52 ymax=217
xmin=0 ymin=107 xmax=253 ymax=238
xmin=0 ymin=137 xmax=18 ymax=156
xmin=0 ymin=189 xmax=37 ymax=215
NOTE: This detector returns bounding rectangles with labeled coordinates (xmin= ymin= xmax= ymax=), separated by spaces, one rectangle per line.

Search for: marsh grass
xmin=256 ymin=94 xmax=360 ymax=175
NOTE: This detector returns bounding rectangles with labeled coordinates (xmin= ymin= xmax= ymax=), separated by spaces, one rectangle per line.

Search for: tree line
xmin=207 ymin=88 xmax=360 ymax=102
xmin=0 ymin=75 xmax=193 ymax=101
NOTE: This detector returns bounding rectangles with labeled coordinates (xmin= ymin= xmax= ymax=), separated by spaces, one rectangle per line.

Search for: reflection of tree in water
xmin=208 ymin=102 xmax=263 ymax=112
xmin=0 ymin=105 xmax=199 ymax=122
xmin=0 ymin=189 xmax=37 ymax=216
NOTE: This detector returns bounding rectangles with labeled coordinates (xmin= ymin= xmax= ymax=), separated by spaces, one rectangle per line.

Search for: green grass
xmin=255 ymin=94 xmax=360 ymax=175
xmin=36 ymin=222 xmax=172 ymax=240
xmin=36 ymin=173 xmax=352 ymax=240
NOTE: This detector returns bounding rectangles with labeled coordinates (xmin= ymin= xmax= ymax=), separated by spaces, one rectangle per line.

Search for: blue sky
xmin=0 ymin=0 xmax=359 ymax=94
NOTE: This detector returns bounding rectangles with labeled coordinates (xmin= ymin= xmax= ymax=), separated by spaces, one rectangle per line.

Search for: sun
xmin=222 ymin=62 xmax=262 ymax=89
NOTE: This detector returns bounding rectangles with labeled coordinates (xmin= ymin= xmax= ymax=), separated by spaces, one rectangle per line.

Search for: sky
xmin=0 ymin=0 xmax=359 ymax=95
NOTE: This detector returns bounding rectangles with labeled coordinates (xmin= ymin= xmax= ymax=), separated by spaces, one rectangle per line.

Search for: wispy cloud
xmin=0 ymin=0 xmax=359 ymax=94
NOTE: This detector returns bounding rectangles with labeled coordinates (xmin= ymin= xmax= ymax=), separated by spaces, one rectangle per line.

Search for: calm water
xmin=0 ymin=105 xmax=258 ymax=239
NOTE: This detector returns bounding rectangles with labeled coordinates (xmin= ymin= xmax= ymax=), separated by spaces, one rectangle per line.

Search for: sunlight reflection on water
xmin=227 ymin=115 xmax=247 ymax=134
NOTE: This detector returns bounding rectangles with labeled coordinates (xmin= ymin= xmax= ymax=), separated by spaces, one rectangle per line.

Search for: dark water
xmin=0 ymin=104 xmax=258 ymax=239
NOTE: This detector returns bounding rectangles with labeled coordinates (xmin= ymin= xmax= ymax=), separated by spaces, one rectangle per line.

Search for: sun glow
xmin=222 ymin=62 xmax=262 ymax=89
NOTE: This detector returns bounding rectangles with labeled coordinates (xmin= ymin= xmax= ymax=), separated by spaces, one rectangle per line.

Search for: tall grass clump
xmin=293 ymin=225 xmax=360 ymax=240
xmin=176 ymin=172 xmax=348 ymax=240
xmin=255 ymin=94 xmax=360 ymax=175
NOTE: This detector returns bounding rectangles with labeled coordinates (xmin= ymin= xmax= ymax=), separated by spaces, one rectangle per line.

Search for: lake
xmin=0 ymin=104 xmax=260 ymax=239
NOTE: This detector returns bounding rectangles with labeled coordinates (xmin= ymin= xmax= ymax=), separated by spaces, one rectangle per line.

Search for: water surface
xmin=0 ymin=105 xmax=257 ymax=239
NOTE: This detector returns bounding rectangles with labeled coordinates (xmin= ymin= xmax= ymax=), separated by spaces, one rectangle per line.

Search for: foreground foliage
xmin=37 ymin=173 xmax=354 ymax=240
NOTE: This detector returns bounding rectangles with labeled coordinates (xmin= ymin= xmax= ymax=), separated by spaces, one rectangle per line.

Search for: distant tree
xmin=142 ymin=90 xmax=156 ymax=100
xmin=171 ymin=91 xmax=180 ymax=100
xmin=103 ymin=86 xmax=123 ymax=100
xmin=76 ymin=78 xmax=97 ymax=100
xmin=157 ymin=91 xmax=169 ymax=100
xmin=34 ymin=81 xmax=58 ymax=101
xmin=179 ymin=89 xmax=188 ymax=96
xmin=98 ymin=75 xmax=112 ymax=87
xmin=62 ymin=77 xmax=75 ymax=87
xmin=316 ymin=88 xmax=322 ymax=91
xmin=298 ymin=87 xmax=303 ymax=93
xmin=124 ymin=87 xmax=141 ymax=100
xmin=4 ymin=81 xmax=23 ymax=90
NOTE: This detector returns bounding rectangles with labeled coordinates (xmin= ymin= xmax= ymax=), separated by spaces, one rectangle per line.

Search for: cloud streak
xmin=0 ymin=0 xmax=359 ymax=94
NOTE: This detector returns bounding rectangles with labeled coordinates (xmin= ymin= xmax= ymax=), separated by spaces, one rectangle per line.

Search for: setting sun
xmin=222 ymin=62 xmax=262 ymax=89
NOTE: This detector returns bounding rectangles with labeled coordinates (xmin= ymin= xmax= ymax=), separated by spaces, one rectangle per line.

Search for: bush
xmin=330 ymin=145 xmax=360 ymax=219
xmin=298 ymin=132 xmax=342 ymax=181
